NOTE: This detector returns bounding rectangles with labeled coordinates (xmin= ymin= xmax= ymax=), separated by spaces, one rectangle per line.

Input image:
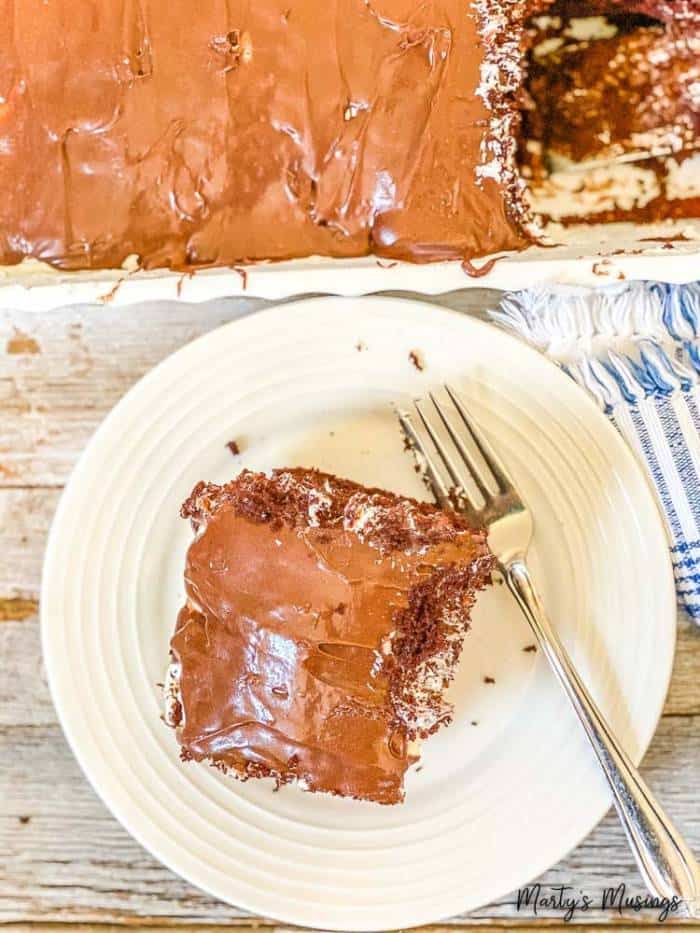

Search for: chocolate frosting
xmin=4 ymin=0 xmax=697 ymax=271
xmin=168 ymin=469 xmax=492 ymax=804
xmin=1 ymin=0 xmax=533 ymax=271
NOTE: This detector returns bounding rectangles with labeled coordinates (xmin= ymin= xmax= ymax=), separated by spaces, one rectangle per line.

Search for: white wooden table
xmin=1 ymin=291 xmax=698 ymax=931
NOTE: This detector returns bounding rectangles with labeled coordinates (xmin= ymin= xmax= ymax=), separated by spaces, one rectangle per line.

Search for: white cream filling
xmin=528 ymin=165 xmax=661 ymax=219
xmin=163 ymin=660 xmax=182 ymax=727
xmin=666 ymin=154 xmax=700 ymax=201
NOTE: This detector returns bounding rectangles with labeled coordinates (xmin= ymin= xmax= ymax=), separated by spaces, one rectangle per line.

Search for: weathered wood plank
xmin=669 ymin=619 xmax=700 ymax=716
xmin=0 ymin=597 xmax=38 ymax=621
xmin=1 ymin=716 xmax=697 ymax=924
xmin=0 ymin=489 xmax=59 ymax=600
xmin=0 ymin=619 xmax=54 ymax=727
xmin=0 ymin=299 xmax=265 ymax=487
xmin=0 ymin=292 xmax=501 ymax=488
xmin=2 ymin=927 xmax=697 ymax=933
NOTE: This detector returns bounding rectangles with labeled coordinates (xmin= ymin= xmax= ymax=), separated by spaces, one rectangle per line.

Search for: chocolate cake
xmin=0 ymin=0 xmax=533 ymax=270
xmin=164 ymin=468 xmax=493 ymax=804
xmin=2 ymin=0 xmax=697 ymax=271
xmin=520 ymin=4 xmax=700 ymax=224
xmin=525 ymin=21 xmax=698 ymax=166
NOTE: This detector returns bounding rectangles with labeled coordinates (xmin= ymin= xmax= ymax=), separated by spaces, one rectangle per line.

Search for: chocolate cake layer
xmin=0 ymin=0 xmax=534 ymax=271
xmin=520 ymin=4 xmax=700 ymax=224
xmin=166 ymin=469 xmax=493 ymax=804
xmin=525 ymin=23 xmax=699 ymax=165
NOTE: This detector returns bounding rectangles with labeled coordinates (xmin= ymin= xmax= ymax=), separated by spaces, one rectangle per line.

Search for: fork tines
xmin=399 ymin=385 xmax=512 ymax=517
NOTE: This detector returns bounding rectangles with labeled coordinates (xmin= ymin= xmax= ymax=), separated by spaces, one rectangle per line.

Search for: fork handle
xmin=504 ymin=558 xmax=700 ymax=917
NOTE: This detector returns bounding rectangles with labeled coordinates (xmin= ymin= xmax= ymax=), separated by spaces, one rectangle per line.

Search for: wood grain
xmin=1 ymin=716 xmax=699 ymax=925
xmin=2 ymin=623 xmax=697 ymax=925
xmin=1 ymin=291 xmax=698 ymax=928
xmin=0 ymin=597 xmax=38 ymax=621
xmin=8 ymin=917 xmax=698 ymax=933
xmin=0 ymin=292 xmax=498 ymax=487
xmin=7 ymin=927 xmax=697 ymax=933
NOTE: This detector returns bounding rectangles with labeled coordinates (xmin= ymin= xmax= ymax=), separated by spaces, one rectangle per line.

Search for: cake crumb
xmin=592 ymin=259 xmax=622 ymax=277
xmin=523 ymin=644 xmax=537 ymax=653
xmin=484 ymin=675 xmax=495 ymax=684
xmin=409 ymin=350 xmax=425 ymax=371
xmin=226 ymin=440 xmax=241 ymax=456
xmin=470 ymin=720 xmax=478 ymax=726
xmin=18 ymin=815 xmax=30 ymax=825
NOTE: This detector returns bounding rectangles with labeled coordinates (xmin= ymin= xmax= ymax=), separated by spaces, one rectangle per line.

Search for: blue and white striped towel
xmin=492 ymin=280 xmax=700 ymax=622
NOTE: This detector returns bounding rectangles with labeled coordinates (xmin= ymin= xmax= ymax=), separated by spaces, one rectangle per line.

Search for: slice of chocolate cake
xmin=164 ymin=468 xmax=493 ymax=805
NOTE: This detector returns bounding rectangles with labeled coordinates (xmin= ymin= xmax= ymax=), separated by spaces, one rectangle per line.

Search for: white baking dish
xmin=2 ymin=218 xmax=698 ymax=310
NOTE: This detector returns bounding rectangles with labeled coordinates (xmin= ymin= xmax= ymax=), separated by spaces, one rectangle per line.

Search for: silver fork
xmin=399 ymin=385 xmax=700 ymax=917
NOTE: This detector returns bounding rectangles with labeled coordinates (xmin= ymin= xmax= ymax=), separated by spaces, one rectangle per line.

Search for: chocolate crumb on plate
xmin=409 ymin=350 xmax=425 ymax=372
xmin=484 ymin=675 xmax=496 ymax=684
xmin=226 ymin=440 xmax=241 ymax=456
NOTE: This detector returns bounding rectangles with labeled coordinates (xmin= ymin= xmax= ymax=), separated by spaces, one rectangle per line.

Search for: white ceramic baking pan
xmin=2 ymin=217 xmax=698 ymax=310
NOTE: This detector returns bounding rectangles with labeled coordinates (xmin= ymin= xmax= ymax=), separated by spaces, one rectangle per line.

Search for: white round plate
xmin=42 ymin=296 xmax=675 ymax=930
